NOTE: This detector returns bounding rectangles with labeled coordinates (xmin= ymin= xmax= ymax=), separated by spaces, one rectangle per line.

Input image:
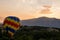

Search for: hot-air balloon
xmin=3 ymin=16 xmax=21 ymax=40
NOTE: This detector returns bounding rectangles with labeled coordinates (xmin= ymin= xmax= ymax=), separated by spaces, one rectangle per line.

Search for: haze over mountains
xmin=0 ymin=17 xmax=60 ymax=28
xmin=21 ymin=17 xmax=60 ymax=28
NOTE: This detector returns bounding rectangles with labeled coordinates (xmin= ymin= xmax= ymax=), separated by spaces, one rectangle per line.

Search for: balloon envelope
xmin=3 ymin=16 xmax=20 ymax=36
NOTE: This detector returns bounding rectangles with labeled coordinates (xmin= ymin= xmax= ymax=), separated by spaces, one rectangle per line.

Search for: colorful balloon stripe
xmin=4 ymin=19 xmax=19 ymax=28
xmin=8 ymin=31 xmax=14 ymax=36
xmin=6 ymin=18 xmax=20 ymax=24
xmin=5 ymin=27 xmax=15 ymax=33
xmin=4 ymin=24 xmax=19 ymax=30
xmin=7 ymin=16 xmax=20 ymax=22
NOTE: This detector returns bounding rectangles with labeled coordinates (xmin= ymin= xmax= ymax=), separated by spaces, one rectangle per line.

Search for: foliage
xmin=0 ymin=26 xmax=60 ymax=40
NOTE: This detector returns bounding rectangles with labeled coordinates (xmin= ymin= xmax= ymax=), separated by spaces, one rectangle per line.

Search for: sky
xmin=0 ymin=0 xmax=60 ymax=22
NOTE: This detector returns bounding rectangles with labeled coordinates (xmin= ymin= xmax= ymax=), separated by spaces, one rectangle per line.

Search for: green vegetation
xmin=0 ymin=26 xmax=60 ymax=40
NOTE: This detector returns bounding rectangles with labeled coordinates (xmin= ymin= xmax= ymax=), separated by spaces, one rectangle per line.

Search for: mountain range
xmin=21 ymin=17 xmax=60 ymax=28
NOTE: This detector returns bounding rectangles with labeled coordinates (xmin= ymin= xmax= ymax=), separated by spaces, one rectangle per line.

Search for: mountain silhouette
xmin=21 ymin=17 xmax=60 ymax=28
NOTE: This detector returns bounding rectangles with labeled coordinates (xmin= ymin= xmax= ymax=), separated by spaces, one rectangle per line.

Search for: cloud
xmin=39 ymin=5 xmax=52 ymax=14
xmin=40 ymin=9 xmax=51 ymax=14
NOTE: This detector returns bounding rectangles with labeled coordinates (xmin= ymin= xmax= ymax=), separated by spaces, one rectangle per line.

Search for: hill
xmin=21 ymin=17 xmax=60 ymax=28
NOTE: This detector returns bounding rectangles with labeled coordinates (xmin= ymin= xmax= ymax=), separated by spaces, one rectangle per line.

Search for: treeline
xmin=0 ymin=26 xmax=60 ymax=40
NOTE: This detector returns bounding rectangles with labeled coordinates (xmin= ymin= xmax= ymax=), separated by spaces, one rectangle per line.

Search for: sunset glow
xmin=0 ymin=0 xmax=60 ymax=22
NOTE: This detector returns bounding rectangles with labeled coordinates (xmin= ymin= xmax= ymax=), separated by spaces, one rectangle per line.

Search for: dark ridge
xmin=21 ymin=17 xmax=60 ymax=28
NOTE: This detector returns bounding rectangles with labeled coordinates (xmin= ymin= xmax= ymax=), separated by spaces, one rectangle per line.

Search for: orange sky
xmin=0 ymin=0 xmax=60 ymax=22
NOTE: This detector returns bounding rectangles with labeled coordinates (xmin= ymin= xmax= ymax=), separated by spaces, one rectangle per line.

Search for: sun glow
xmin=0 ymin=0 xmax=60 ymax=22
